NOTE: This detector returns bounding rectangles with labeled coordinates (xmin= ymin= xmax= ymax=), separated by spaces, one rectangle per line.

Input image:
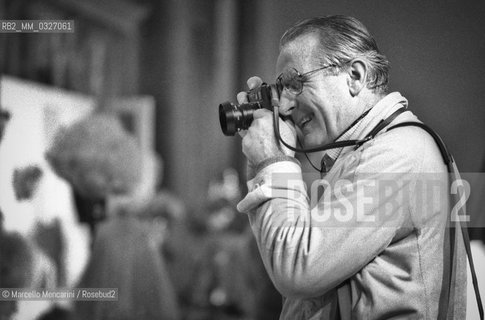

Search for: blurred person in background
xmin=72 ymin=149 xmax=181 ymax=320
xmin=185 ymin=169 xmax=281 ymax=320
xmin=73 ymin=213 xmax=180 ymax=320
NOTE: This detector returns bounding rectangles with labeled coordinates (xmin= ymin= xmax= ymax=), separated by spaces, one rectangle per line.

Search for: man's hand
xmin=237 ymin=76 xmax=297 ymax=168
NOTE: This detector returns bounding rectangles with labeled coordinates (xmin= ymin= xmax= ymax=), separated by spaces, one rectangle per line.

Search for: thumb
xmin=247 ymin=76 xmax=263 ymax=90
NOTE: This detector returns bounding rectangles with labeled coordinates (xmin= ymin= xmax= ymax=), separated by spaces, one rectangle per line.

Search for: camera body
xmin=219 ymin=83 xmax=274 ymax=136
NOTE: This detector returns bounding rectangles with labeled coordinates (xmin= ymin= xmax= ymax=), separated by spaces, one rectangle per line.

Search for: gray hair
xmin=280 ymin=15 xmax=390 ymax=93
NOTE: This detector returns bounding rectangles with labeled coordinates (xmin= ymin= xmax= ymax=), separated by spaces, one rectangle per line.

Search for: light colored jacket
xmin=238 ymin=92 xmax=467 ymax=319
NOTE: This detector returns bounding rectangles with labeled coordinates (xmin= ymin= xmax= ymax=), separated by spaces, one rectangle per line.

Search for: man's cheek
xmin=307 ymin=131 xmax=327 ymax=147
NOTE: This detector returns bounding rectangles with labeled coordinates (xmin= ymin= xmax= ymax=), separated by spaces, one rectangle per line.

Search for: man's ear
xmin=346 ymin=59 xmax=367 ymax=96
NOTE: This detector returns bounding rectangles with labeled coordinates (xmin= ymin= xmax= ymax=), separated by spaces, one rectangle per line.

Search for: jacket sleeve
xmin=237 ymin=136 xmax=421 ymax=299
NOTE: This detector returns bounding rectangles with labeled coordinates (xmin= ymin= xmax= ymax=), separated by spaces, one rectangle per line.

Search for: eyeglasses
xmin=276 ymin=63 xmax=337 ymax=96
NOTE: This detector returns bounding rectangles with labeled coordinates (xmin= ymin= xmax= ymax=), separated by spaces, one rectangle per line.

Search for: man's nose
xmin=278 ymin=90 xmax=297 ymax=116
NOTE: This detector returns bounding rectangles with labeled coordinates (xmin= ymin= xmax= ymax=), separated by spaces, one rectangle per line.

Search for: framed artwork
xmin=0 ymin=75 xmax=157 ymax=288
xmin=0 ymin=75 xmax=95 ymax=287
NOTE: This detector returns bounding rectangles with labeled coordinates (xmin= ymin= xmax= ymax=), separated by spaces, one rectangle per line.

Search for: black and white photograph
xmin=0 ymin=0 xmax=484 ymax=319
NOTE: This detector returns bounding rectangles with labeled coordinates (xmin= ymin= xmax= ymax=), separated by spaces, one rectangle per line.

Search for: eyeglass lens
xmin=277 ymin=68 xmax=303 ymax=95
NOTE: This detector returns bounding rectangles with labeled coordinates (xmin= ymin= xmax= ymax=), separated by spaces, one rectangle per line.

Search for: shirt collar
xmin=322 ymin=92 xmax=408 ymax=170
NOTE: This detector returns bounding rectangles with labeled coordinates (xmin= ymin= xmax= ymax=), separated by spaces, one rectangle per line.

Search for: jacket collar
xmin=321 ymin=92 xmax=408 ymax=171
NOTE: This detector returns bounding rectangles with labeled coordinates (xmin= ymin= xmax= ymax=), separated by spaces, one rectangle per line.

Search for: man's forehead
xmin=276 ymin=33 xmax=321 ymax=73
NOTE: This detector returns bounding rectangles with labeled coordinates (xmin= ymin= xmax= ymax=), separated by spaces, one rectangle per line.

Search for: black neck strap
xmin=360 ymin=107 xmax=406 ymax=142
xmin=386 ymin=122 xmax=483 ymax=320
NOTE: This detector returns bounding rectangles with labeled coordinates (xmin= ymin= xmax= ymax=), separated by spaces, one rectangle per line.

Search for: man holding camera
xmin=236 ymin=16 xmax=467 ymax=319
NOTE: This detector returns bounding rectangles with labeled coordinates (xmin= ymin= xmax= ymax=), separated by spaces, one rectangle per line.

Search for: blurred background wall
xmin=1 ymin=0 xmax=484 ymax=215
xmin=1 ymin=0 xmax=485 ymax=319
xmin=242 ymin=0 xmax=485 ymax=174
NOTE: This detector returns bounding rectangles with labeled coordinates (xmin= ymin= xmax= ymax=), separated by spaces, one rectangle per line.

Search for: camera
xmin=219 ymin=83 xmax=275 ymax=136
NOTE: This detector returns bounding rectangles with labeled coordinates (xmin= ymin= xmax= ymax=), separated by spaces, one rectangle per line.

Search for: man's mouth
xmin=299 ymin=115 xmax=312 ymax=129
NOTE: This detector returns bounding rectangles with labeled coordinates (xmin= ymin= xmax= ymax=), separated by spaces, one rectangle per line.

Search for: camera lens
xmin=219 ymin=102 xmax=237 ymax=136
xmin=219 ymin=102 xmax=262 ymax=136
xmin=219 ymin=84 xmax=275 ymax=136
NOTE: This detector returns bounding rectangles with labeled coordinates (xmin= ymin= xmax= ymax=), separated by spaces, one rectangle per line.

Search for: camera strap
xmin=387 ymin=122 xmax=484 ymax=320
xmin=272 ymin=105 xmax=484 ymax=319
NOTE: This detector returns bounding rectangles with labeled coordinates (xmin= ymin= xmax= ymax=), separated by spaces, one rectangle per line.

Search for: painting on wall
xmin=0 ymin=75 xmax=95 ymax=287
xmin=0 ymin=75 xmax=157 ymax=290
